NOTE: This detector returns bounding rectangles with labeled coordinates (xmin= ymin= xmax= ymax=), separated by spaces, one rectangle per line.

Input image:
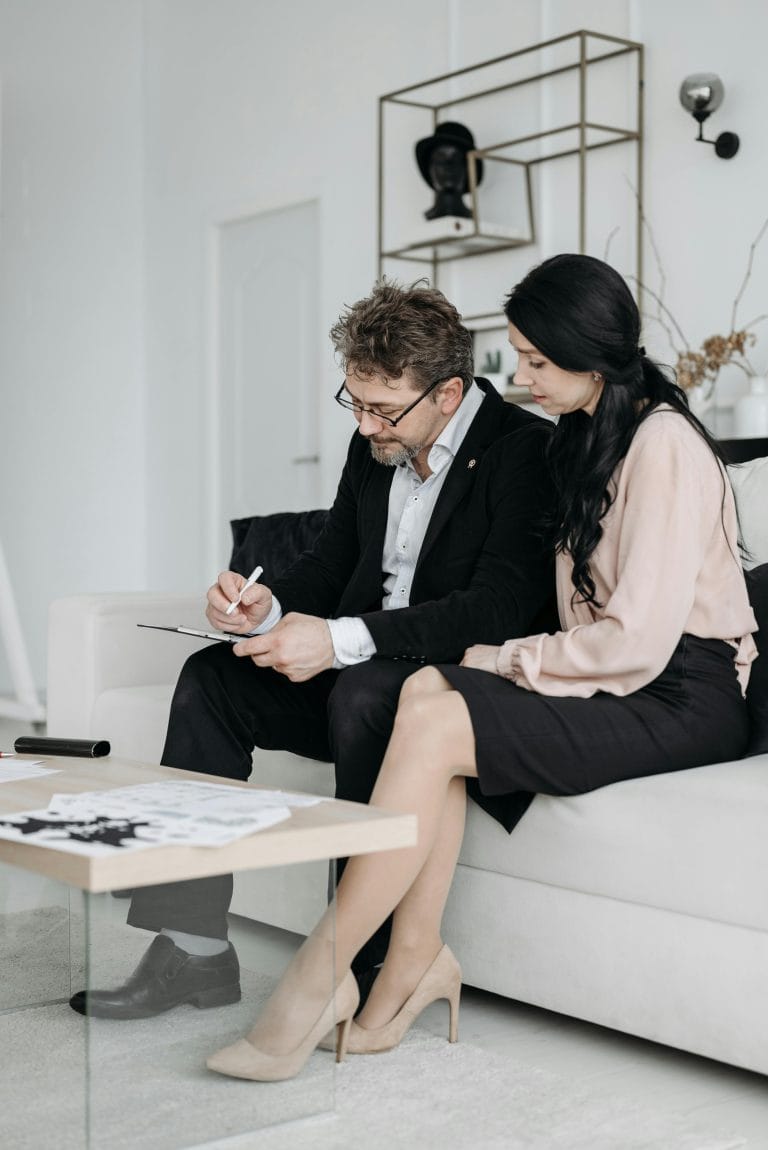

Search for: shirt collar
xmin=404 ymin=381 xmax=484 ymax=478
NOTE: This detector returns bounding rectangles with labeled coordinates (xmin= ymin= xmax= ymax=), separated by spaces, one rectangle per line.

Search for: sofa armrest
xmin=47 ymin=592 xmax=207 ymax=737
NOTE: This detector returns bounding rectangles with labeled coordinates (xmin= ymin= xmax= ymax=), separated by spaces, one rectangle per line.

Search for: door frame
xmin=204 ymin=197 xmax=321 ymax=576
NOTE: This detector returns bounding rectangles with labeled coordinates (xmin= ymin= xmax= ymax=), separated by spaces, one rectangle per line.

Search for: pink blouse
xmin=496 ymin=408 xmax=758 ymax=697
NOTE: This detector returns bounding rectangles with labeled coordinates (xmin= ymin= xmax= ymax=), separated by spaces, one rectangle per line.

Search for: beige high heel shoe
xmin=345 ymin=944 xmax=461 ymax=1055
xmin=206 ymin=969 xmax=359 ymax=1082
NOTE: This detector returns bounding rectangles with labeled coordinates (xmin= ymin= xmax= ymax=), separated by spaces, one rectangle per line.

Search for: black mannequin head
xmin=415 ymin=121 xmax=484 ymax=221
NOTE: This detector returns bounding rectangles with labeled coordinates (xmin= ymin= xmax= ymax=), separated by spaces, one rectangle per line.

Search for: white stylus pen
xmin=225 ymin=564 xmax=264 ymax=615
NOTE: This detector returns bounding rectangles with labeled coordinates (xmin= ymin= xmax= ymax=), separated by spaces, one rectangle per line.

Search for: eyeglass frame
xmin=333 ymin=375 xmax=449 ymax=428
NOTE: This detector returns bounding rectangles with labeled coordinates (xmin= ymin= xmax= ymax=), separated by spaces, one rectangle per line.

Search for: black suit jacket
xmin=271 ymin=379 xmax=555 ymax=664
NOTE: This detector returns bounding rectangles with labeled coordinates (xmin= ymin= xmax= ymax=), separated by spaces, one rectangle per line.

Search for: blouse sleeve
xmin=496 ymin=418 xmax=729 ymax=697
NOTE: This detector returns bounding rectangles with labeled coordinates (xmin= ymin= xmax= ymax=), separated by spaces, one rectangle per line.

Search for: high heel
xmin=346 ymin=944 xmax=461 ymax=1055
xmin=206 ymin=969 xmax=359 ymax=1082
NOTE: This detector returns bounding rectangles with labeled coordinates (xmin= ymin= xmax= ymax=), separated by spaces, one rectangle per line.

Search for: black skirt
xmin=437 ymin=635 xmax=750 ymax=833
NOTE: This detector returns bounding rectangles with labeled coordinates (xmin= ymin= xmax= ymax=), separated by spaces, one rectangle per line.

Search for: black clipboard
xmin=137 ymin=624 xmax=242 ymax=644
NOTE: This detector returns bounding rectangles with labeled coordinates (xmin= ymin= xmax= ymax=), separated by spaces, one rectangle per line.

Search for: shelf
xmin=378 ymin=28 xmax=644 ymax=312
xmin=382 ymin=216 xmax=531 ymax=263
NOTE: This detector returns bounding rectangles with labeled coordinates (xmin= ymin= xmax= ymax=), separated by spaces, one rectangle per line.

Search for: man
xmin=71 ymin=279 xmax=554 ymax=1019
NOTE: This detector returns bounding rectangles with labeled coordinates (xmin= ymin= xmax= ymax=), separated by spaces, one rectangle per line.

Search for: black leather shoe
xmin=69 ymin=935 xmax=241 ymax=1019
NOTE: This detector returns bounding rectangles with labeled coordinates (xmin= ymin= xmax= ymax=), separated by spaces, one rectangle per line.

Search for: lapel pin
xmin=467 ymin=458 xmax=477 ymax=469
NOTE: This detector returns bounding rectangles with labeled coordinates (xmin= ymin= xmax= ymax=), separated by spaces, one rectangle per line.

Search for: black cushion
xmin=745 ymin=563 xmax=768 ymax=756
xmin=229 ymin=509 xmax=329 ymax=582
xmin=720 ymin=437 xmax=768 ymax=464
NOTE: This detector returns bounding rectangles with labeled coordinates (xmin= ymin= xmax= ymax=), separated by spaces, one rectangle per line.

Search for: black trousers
xmin=127 ymin=644 xmax=416 ymax=943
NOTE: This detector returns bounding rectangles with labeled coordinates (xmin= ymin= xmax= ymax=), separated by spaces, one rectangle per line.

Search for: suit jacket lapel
xmin=414 ymin=381 xmax=505 ymax=574
xmin=360 ymin=460 xmax=392 ymax=565
xmin=345 ymin=447 xmax=394 ymax=608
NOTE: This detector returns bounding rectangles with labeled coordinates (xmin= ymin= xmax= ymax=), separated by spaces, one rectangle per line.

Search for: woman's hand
xmin=460 ymin=644 xmax=503 ymax=674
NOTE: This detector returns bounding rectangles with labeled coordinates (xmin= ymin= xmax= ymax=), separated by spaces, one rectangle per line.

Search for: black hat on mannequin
xmin=415 ymin=121 xmax=484 ymax=189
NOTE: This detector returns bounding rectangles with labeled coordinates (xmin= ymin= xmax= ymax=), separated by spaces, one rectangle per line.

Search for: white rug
xmin=237 ymin=1033 xmax=749 ymax=1150
xmin=0 ymin=908 xmax=747 ymax=1150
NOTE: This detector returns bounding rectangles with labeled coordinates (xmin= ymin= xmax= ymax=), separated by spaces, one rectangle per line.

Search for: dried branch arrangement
xmin=615 ymin=190 xmax=768 ymax=397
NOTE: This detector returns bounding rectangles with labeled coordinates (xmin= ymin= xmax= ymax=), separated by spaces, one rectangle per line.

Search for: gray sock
xmin=161 ymin=928 xmax=229 ymax=956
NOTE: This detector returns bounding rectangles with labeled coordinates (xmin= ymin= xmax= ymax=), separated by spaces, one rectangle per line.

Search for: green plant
xmin=480 ymin=349 xmax=502 ymax=374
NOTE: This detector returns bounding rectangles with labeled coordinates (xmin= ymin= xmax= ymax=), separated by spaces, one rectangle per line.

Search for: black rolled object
xmin=14 ymin=736 xmax=110 ymax=758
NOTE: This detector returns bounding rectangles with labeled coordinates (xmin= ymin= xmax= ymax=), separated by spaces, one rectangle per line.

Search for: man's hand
xmin=234 ymin=613 xmax=334 ymax=682
xmin=460 ymin=644 xmax=502 ymax=675
xmin=205 ymin=570 xmax=273 ymax=634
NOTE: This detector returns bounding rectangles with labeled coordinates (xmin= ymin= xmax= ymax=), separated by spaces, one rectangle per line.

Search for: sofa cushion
xmin=91 ymin=684 xmax=176 ymax=764
xmin=728 ymin=456 xmax=768 ymax=568
xmin=745 ymin=562 xmax=768 ymax=755
xmin=458 ymin=755 xmax=768 ymax=933
xmin=229 ymin=510 xmax=329 ymax=581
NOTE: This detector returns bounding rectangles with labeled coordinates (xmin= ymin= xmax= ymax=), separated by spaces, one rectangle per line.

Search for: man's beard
xmin=369 ymin=440 xmax=423 ymax=467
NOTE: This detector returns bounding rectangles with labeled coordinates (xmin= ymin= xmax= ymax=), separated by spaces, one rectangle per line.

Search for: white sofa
xmin=47 ymin=454 xmax=768 ymax=1077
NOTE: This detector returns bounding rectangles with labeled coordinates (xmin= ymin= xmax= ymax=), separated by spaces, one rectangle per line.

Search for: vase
xmin=733 ymin=376 xmax=768 ymax=439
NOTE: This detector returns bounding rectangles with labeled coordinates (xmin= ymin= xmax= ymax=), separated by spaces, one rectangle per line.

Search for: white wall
xmin=140 ymin=0 xmax=452 ymax=589
xmin=629 ymin=0 xmax=768 ymax=414
xmin=0 ymin=0 xmax=145 ymax=697
xmin=0 ymin=0 xmax=766 ymax=695
xmin=142 ymin=0 xmax=768 ymax=594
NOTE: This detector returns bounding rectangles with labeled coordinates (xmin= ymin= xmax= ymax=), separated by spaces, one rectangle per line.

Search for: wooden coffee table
xmin=0 ymin=754 xmax=417 ymax=1149
xmin=0 ymin=754 xmax=417 ymax=890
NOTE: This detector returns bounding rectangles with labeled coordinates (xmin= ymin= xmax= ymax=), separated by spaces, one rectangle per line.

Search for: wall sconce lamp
xmin=679 ymin=73 xmax=740 ymax=159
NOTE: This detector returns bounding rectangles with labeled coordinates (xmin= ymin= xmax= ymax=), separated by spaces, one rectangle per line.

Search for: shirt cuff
xmin=327 ymin=617 xmax=377 ymax=669
xmin=245 ymin=596 xmax=283 ymax=635
xmin=496 ymin=639 xmax=523 ymax=682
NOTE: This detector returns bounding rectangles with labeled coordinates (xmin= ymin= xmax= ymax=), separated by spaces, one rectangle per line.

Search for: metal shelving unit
xmin=378 ymin=29 xmax=644 ymax=312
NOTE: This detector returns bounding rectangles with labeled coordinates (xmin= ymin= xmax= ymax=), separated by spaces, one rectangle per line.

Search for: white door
xmin=214 ymin=200 xmax=320 ymax=560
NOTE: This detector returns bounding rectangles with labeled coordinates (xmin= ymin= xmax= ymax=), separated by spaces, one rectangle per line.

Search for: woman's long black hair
xmin=504 ymin=254 xmax=726 ymax=607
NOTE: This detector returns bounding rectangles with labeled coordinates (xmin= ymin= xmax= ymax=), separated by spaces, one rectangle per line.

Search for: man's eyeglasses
xmin=333 ymin=377 xmax=445 ymax=428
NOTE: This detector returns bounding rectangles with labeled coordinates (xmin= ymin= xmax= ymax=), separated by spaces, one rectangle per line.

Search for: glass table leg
xmin=0 ymin=861 xmax=88 ymax=1146
xmin=82 ymin=866 xmax=337 ymax=1149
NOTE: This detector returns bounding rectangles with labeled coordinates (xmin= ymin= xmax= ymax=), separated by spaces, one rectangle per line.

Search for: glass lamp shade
xmin=679 ymin=73 xmax=725 ymax=120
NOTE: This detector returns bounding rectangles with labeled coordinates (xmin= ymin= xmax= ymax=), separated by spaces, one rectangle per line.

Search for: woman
xmin=206 ymin=254 xmax=757 ymax=1082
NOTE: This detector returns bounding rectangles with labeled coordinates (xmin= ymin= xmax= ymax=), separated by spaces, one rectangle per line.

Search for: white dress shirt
xmin=249 ymin=383 xmax=485 ymax=666
xmin=328 ymin=382 xmax=484 ymax=665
